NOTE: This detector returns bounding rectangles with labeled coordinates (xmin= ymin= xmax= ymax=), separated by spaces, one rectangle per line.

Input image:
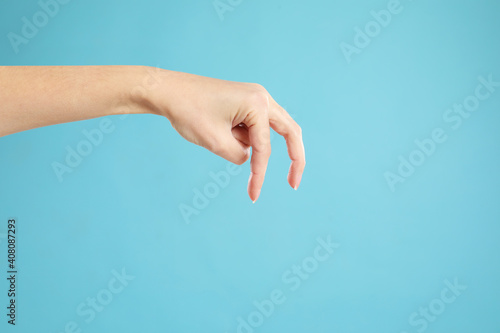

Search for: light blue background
xmin=1 ymin=0 xmax=500 ymax=332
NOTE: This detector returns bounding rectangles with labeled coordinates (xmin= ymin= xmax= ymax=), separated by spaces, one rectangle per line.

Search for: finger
xmin=268 ymin=99 xmax=305 ymax=190
xmin=244 ymin=109 xmax=271 ymax=203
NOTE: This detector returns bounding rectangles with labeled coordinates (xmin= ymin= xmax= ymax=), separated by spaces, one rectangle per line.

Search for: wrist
xmin=137 ymin=66 xmax=179 ymax=120
xmin=119 ymin=65 xmax=165 ymax=117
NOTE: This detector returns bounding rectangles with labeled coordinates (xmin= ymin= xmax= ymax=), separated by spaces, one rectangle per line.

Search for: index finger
xmin=245 ymin=107 xmax=272 ymax=203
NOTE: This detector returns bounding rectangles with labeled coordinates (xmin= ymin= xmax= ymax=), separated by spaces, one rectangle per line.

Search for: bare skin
xmin=0 ymin=66 xmax=305 ymax=202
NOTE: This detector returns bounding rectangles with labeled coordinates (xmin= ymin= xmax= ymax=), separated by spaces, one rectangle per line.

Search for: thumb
xmin=213 ymin=128 xmax=251 ymax=165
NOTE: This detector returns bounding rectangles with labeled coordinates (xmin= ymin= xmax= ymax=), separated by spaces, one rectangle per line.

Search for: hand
xmin=148 ymin=69 xmax=306 ymax=202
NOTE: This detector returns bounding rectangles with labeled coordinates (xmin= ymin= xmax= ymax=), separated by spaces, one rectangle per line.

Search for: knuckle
xmin=295 ymin=124 xmax=302 ymax=137
xmin=284 ymin=124 xmax=297 ymax=138
xmin=286 ymin=123 xmax=302 ymax=138
xmin=259 ymin=143 xmax=272 ymax=157
xmin=249 ymin=82 xmax=267 ymax=93
xmin=246 ymin=88 xmax=269 ymax=112
xmin=299 ymin=157 xmax=306 ymax=168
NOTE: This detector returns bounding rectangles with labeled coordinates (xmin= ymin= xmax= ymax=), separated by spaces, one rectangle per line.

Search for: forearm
xmin=0 ymin=65 xmax=155 ymax=137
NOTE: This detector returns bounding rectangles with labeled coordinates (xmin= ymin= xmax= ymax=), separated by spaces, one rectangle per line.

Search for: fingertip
xmin=287 ymin=176 xmax=297 ymax=190
xmin=287 ymin=164 xmax=303 ymax=190
xmin=248 ymin=189 xmax=260 ymax=203
xmin=248 ymin=188 xmax=261 ymax=203
xmin=247 ymin=173 xmax=261 ymax=203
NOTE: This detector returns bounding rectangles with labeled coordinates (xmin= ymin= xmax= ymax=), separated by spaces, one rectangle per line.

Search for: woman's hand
xmin=147 ymin=69 xmax=306 ymax=202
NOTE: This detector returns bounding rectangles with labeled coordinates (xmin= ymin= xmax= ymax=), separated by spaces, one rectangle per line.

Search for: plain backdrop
xmin=1 ymin=0 xmax=500 ymax=332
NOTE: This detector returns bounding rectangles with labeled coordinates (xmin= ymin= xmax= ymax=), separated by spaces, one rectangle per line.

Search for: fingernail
xmin=251 ymin=189 xmax=261 ymax=203
xmin=293 ymin=185 xmax=298 ymax=190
